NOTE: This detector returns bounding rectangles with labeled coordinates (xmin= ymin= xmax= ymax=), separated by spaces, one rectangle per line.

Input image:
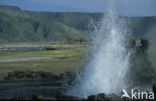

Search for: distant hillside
xmin=127 ymin=16 xmax=156 ymax=38
xmin=0 ymin=5 xmax=102 ymax=43
xmin=0 ymin=5 xmax=156 ymax=43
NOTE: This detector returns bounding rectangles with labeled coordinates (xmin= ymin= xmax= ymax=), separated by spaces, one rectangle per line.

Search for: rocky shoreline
xmin=1 ymin=70 xmax=156 ymax=100
xmin=0 ymin=64 xmax=155 ymax=100
xmin=9 ymin=92 xmax=120 ymax=100
xmin=0 ymin=70 xmax=120 ymax=100
xmin=0 ymin=71 xmax=75 ymax=100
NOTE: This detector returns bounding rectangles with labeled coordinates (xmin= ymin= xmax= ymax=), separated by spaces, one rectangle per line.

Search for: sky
xmin=0 ymin=0 xmax=156 ymax=16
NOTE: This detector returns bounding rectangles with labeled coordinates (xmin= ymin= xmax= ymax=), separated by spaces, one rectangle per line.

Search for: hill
xmin=0 ymin=5 xmax=102 ymax=43
xmin=0 ymin=5 xmax=156 ymax=43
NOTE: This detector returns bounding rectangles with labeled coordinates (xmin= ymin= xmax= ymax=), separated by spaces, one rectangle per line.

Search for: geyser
xmin=68 ymin=0 xmax=131 ymax=97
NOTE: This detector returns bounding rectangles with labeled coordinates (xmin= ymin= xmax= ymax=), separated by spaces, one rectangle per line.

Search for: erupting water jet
xmin=68 ymin=0 xmax=132 ymax=98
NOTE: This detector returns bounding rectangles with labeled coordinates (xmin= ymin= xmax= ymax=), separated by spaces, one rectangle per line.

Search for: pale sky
xmin=0 ymin=0 xmax=156 ymax=16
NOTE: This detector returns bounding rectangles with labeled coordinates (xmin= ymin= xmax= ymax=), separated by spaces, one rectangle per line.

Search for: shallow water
xmin=0 ymin=79 xmax=69 ymax=100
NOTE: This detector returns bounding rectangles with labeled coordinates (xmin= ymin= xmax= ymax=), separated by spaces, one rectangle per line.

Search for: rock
xmin=17 ymin=95 xmax=26 ymax=100
xmin=56 ymin=92 xmax=84 ymax=100
xmin=4 ymin=70 xmax=63 ymax=80
xmin=107 ymin=93 xmax=120 ymax=101
xmin=11 ymin=97 xmax=17 ymax=100
xmin=65 ymin=72 xmax=76 ymax=85
xmin=32 ymin=94 xmax=44 ymax=100
xmin=87 ymin=95 xmax=97 ymax=100
xmin=55 ymin=92 xmax=114 ymax=101
xmin=87 ymin=93 xmax=111 ymax=101
xmin=11 ymin=95 xmax=27 ymax=100
xmin=153 ymin=83 xmax=156 ymax=99
xmin=59 ymin=73 xmax=66 ymax=79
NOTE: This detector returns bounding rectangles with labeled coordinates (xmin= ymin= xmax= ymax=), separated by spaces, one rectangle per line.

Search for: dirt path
xmin=0 ymin=54 xmax=72 ymax=63
xmin=0 ymin=44 xmax=84 ymax=53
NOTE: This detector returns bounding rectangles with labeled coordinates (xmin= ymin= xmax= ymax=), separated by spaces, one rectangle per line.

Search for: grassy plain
xmin=0 ymin=47 xmax=87 ymax=78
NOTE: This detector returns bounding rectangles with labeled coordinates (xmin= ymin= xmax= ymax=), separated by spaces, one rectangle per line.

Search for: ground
xmin=0 ymin=43 xmax=88 ymax=100
xmin=0 ymin=43 xmax=87 ymax=79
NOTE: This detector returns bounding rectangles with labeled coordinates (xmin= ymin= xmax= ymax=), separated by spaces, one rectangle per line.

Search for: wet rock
xmin=65 ymin=72 xmax=76 ymax=85
xmin=59 ymin=72 xmax=75 ymax=79
xmin=11 ymin=97 xmax=17 ymax=100
xmin=153 ymin=83 xmax=156 ymax=99
xmin=32 ymin=94 xmax=44 ymax=100
xmin=55 ymin=92 xmax=112 ymax=101
xmin=17 ymin=95 xmax=26 ymax=100
xmin=11 ymin=95 xmax=27 ymax=100
xmin=87 ymin=93 xmax=111 ymax=101
xmin=56 ymin=92 xmax=84 ymax=100
xmin=107 ymin=93 xmax=120 ymax=101
xmin=59 ymin=73 xmax=65 ymax=79
xmin=44 ymin=96 xmax=56 ymax=100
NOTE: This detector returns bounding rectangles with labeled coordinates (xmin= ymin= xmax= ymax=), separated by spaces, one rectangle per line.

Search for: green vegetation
xmin=0 ymin=48 xmax=86 ymax=79
xmin=0 ymin=48 xmax=84 ymax=56
xmin=0 ymin=5 xmax=156 ymax=43
xmin=0 ymin=5 xmax=102 ymax=43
